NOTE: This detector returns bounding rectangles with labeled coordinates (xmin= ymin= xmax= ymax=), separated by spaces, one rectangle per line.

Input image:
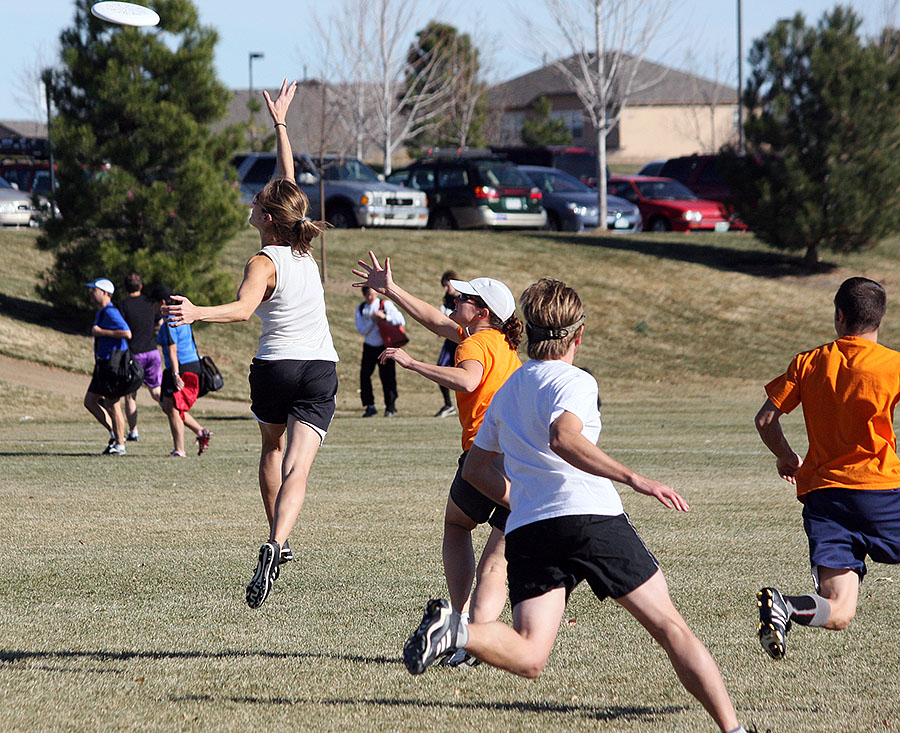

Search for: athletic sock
xmin=784 ymin=593 xmax=831 ymax=627
xmin=726 ymin=726 xmax=747 ymax=733
xmin=455 ymin=612 xmax=469 ymax=648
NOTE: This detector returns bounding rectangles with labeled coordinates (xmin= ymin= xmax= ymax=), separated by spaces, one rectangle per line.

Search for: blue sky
xmin=3 ymin=0 xmax=887 ymax=121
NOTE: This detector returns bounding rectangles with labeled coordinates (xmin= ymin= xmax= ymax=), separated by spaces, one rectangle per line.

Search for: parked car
xmin=607 ymin=175 xmax=740 ymax=232
xmin=0 ymin=175 xmax=44 ymax=227
xmin=232 ymin=153 xmax=428 ymax=228
xmin=392 ymin=151 xmax=546 ymax=229
xmin=637 ymin=159 xmax=666 ymax=176
xmin=519 ymin=165 xmax=641 ymax=232
xmin=490 ymin=146 xmax=607 ymax=188
xmin=656 ymin=154 xmax=760 ymax=207
xmin=0 ymin=161 xmax=55 ymax=196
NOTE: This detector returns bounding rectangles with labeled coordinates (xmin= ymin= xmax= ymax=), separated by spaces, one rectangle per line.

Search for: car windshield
xmin=475 ymin=163 xmax=533 ymax=187
xmin=526 ymin=169 xmax=590 ymax=194
xmin=314 ymin=157 xmax=380 ymax=182
xmin=635 ymin=179 xmax=697 ymax=200
xmin=0 ymin=176 xmax=12 ymax=189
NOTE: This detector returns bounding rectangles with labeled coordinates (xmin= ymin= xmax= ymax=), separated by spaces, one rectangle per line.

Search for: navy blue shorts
xmin=449 ymin=451 xmax=509 ymax=531
xmin=803 ymin=487 xmax=900 ymax=579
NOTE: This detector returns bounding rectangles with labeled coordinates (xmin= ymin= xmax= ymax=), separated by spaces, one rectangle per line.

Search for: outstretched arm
xmin=755 ymin=398 xmax=802 ymax=484
xmin=379 ymin=351 xmax=484 ymax=392
xmin=549 ymin=411 xmax=690 ymax=511
xmin=263 ymin=79 xmax=296 ymax=181
xmin=352 ymin=250 xmax=460 ymax=342
xmin=162 ymin=255 xmax=275 ymax=325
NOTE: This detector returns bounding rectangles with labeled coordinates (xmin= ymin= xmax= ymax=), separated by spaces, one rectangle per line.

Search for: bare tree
xmin=522 ymin=0 xmax=674 ymax=230
xmin=367 ymin=0 xmax=454 ymax=174
xmin=678 ymin=45 xmax=736 ymax=153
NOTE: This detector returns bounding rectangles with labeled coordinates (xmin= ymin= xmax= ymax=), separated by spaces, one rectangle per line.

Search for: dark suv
xmin=390 ymin=151 xmax=546 ymax=229
xmin=657 ymin=154 xmax=761 ymax=207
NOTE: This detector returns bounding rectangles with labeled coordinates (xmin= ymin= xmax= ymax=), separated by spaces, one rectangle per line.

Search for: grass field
xmin=3 ymin=226 xmax=900 ymax=731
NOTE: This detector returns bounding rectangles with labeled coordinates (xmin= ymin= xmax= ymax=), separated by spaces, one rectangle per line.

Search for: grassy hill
xmin=3 ymin=224 xmax=900 ymax=411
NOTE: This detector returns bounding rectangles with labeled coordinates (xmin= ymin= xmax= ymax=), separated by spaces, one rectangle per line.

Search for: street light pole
xmin=248 ymin=52 xmax=264 ymax=147
xmin=737 ymin=0 xmax=744 ymax=153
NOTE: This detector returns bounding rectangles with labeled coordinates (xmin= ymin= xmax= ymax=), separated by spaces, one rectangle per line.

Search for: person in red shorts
xmin=754 ymin=277 xmax=900 ymax=660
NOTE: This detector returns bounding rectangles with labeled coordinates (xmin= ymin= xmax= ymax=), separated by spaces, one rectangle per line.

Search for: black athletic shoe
xmin=403 ymin=599 xmax=459 ymax=675
xmin=438 ymin=648 xmax=481 ymax=668
xmin=362 ymin=406 xmax=377 ymax=418
xmin=279 ymin=540 xmax=293 ymax=565
xmin=246 ymin=540 xmax=280 ymax=609
xmin=757 ymin=587 xmax=791 ymax=660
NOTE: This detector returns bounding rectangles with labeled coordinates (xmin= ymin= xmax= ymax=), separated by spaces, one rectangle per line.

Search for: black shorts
xmin=161 ymin=360 xmax=201 ymax=397
xmin=249 ymin=358 xmax=338 ymax=431
xmin=449 ymin=451 xmax=509 ymax=531
xmin=505 ymin=514 xmax=659 ymax=608
xmin=87 ymin=360 xmax=119 ymax=399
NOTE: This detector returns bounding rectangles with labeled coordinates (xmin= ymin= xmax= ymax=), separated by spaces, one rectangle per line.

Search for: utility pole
xmin=737 ymin=0 xmax=744 ymax=153
xmin=41 ymin=68 xmax=56 ymax=194
xmin=248 ymin=52 xmax=264 ymax=147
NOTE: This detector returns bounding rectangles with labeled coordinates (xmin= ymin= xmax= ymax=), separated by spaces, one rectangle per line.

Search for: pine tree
xmin=520 ymin=96 xmax=573 ymax=146
xmin=38 ymin=0 xmax=245 ymax=310
xmin=731 ymin=7 xmax=900 ymax=265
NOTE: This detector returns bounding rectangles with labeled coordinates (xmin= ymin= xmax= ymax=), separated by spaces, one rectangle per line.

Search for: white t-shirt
xmin=254 ymin=245 xmax=339 ymax=362
xmin=473 ymin=358 xmax=624 ymax=534
xmin=355 ymin=297 xmax=406 ymax=347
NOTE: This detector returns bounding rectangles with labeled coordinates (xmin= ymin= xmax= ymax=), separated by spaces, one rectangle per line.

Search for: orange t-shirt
xmin=454 ymin=327 xmax=522 ymax=451
xmin=765 ymin=336 xmax=900 ymax=498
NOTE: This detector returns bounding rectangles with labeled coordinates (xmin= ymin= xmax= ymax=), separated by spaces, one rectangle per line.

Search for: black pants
xmin=360 ymin=343 xmax=397 ymax=411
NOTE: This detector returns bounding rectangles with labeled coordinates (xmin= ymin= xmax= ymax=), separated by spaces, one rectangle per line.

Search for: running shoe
xmin=757 ymin=587 xmax=791 ymax=660
xmin=362 ymin=406 xmax=377 ymax=418
xmin=403 ymin=598 xmax=459 ymax=675
xmin=279 ymin=540 xmax=293 ymax=565
xmin=246 ymin=540 xmax=280 ymax=609
xmin=102 ymin=444 xmax=126 ymax=456
xmin=196 ymin=429 xmax=212 ymax=455
xmin=127 ymin=430 xmax=140 ymax=442
xmin=438 ymin=648 xmax=480 ymax=668
xmin=384 ymin=409 xmax=397 ymax=417
xmin=434 ymin=405 xmax=457 ymax=418
xmin=169 ymin=449 xmax=187 ymax=458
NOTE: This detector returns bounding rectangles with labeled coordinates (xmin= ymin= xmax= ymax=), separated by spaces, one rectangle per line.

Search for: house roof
xmin=0 ymin=120 xmax=48 ymax=138
xmin=489 ymin=54 xmax=736 ymax=110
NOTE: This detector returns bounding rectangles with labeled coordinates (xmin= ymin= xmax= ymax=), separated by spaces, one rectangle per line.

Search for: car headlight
xmin=567 ymin=202 xmax=588 ymax=216
xmin=683 ymin=210 xmax=703 ymax=222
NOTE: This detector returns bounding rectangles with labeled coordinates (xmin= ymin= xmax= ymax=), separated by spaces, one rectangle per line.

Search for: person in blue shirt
xmin=151 ymin=287 xmax=212 ymax=457
xmin=83 ymin=278 xmax=132 ymax=456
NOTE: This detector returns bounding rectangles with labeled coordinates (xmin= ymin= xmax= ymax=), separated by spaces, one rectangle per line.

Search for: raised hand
xmin=351 ymin=250 xmax=394 ymax=295
xmin=161 ymin=294 xmax=198 ymax=326
xmin=379 ymin=347 xmax=413 ymax=369
xmin=262 ymin=79 xmax=297 ymax=125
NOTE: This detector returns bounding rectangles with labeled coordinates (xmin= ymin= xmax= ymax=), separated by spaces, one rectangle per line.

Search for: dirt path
xmin=0 ymin=353 xmax=248 ymax=412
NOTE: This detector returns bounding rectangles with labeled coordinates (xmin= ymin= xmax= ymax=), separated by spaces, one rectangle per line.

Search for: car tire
xmin=428 ymin=209 xmax=456 ymax=230
xmin=543 ymin=211 xmax=562 ymax=231
xmin=648 ymin=216 xmax=671 ymax=232
xmin=327 ymin=204 xmax=357 ymax=229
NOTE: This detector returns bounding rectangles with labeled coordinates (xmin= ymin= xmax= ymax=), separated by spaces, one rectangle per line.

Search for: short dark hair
xmin=124 ymin=271 xmax=142 ymax=294
xmin=361 ymin=286 xmax=372 ymax=296
xmin=441 ymin=270 xmax=458 ymax=285
xmin=834 ymin=277 xmax=886 ymax=334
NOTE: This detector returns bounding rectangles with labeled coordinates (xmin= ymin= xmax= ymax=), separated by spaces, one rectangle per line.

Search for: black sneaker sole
xmin=403 ymin=599 xmax=454 ymax=675
xmin=246 ymin=542 xmax=278 ymax=609
xmin=757 ymin=588 xmax=788 ymax=660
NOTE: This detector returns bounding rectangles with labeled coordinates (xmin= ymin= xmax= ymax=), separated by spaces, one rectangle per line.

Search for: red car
xmin=607 ymin=175 xmax=744 ymax=232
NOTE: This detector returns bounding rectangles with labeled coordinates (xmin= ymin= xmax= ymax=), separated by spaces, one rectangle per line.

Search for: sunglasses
xmin=454 ymin=293 xmax=484 ymax=306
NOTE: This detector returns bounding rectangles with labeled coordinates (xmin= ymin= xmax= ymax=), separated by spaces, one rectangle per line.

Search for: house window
xmin=550 ymin=110 xmax=584 ymax=140
xmin=500 ymin=112 xmax=524 ymax=144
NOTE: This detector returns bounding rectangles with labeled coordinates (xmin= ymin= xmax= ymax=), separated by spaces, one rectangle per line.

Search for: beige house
xmin=488 ymin=55 xmax=738 ymax=166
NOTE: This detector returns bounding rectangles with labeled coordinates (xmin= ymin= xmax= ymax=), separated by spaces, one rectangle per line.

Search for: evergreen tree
xmin=731 ymin=6 xmax=900 ymax=265
xmin=404 ymin=21 xmax=488 ymax=157
xmin=520 ymin=96 xmax=573 ymax=146
xmin=39 ymin=0 xmax=245 ymax=311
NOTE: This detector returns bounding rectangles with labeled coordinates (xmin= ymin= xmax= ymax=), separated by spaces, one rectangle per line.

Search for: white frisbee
xmin=91 ymin=1 xmax=160 ymax=27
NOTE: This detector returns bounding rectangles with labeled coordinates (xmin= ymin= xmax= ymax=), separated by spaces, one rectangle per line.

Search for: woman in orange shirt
xmin=353 ymin=252 xmax=522 ymax=666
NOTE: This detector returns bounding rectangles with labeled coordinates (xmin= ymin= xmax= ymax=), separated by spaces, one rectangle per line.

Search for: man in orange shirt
xmin=754 ymin=277 xmax=900 ymax=660
xmin=353 ymin=251 xmax=522 ymax=667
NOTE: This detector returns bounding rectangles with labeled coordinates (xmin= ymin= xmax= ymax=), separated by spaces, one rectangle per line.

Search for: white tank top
xmin=254 ymin=245 xmax=339 ymax=362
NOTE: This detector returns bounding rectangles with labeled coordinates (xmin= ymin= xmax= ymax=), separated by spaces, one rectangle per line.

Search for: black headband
xmin=526 ymin=314 xmax=585 ymax=342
